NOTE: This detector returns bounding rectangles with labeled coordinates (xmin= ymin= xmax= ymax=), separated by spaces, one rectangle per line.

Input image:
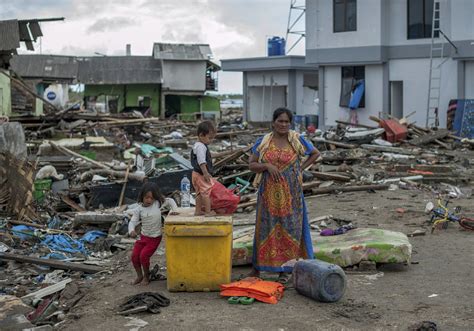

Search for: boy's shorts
xmin=192 ymin=171 xmax=213 ymax=197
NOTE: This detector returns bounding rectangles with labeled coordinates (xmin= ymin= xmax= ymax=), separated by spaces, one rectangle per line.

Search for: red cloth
xmin=220 ymin=277 xmax=285 ymax=304
xmin=210 ymin=181 xmax=240 ymax=215
xmin=131 ymin=235 xmax=162 ymax=269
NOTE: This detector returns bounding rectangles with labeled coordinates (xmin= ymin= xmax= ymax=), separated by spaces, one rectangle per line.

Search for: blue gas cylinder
xmin=292 ymin=259 xmax=346 ymax=302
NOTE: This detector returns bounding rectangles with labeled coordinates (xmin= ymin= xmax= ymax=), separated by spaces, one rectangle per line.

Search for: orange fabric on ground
xmin=220 ymin=277 xmax=285 ymax=304
xmin=192 ymin=171 xmax=213 ymax=197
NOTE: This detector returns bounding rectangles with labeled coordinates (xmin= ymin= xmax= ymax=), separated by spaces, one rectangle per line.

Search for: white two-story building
xmin=307 ymin=0 xmax=474 ymax=128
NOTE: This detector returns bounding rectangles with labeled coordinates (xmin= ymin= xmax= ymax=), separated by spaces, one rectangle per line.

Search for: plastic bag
xmin=210 ymin=181 xmax=240 ymax=215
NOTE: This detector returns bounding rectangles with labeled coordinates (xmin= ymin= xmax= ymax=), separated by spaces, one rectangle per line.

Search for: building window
xmin=407 ymin=0 xmax=439 ymax=39
xmin=340 ymin=66 xmax=365 ymax=108
xmin=333 ymin=0 xmax=357 ymax=33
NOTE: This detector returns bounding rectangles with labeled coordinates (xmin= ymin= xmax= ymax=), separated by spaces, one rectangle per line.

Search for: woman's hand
xmin=266 ymin=164 xmax=282 ymax=181
xmin=129 ymin=230 xmax=137 ymax=238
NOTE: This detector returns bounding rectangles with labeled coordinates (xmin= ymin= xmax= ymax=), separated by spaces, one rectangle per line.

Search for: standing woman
xmin=249 ymin=108 xmax=320 ymax=283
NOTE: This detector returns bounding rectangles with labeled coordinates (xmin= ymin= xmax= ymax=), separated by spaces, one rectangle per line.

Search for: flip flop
xmin=277 ymin=273 xmax=291 ymax=285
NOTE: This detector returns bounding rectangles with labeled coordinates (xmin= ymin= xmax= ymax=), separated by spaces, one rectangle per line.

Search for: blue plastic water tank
xmin=267 ymin=37 xmax=286 ymax=56
xmin=292 ymin=259 xmax=347 ymax=302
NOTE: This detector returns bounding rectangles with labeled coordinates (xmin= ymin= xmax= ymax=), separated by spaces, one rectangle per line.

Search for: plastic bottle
xmin=180 ymin=175 xmax=191 ymax=208
xmin=292 ymin=259 xmax=346 ymax=302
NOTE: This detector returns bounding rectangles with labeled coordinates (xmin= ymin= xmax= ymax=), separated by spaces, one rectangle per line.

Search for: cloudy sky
xmin=1 ymin=0 xmax=305 ymax=93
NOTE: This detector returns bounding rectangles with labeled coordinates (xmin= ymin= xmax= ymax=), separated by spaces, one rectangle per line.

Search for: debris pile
xmin=1 ymin=107 xmax=473 ymax=328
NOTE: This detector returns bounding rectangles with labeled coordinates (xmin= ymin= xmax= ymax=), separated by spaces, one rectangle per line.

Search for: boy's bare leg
xmin=195 ymin=194 xmax=204 ymax=215
xmin=132 ymin=266 xmax=143 ymax=285
xmin=141 ymin=266 xmax=150 ymax=285
xmin=203 ymin=195 xmax=216 ymax=216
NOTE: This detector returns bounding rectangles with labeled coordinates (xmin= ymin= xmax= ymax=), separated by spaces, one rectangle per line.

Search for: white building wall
xmin=306 ymin=0 xmax=383 ymax=49
xmin=450 ymin=0 xmax=474 ymax=41
xmin=162 ymin=60 xmax=206 ymax=91
xmin=389 ymin=58 xmax=458 ymax=127
xmin=246 ymin=70 xmax=289 ymax=87
xmin=465 ymin=61 xmax=474 ymax=99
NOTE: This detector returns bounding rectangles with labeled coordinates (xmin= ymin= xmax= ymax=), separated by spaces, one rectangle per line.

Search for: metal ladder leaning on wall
xmin=425 ymin=0 xmax=444 ymax=128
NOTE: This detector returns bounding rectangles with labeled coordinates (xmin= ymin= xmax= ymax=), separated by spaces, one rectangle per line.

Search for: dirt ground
xmin=62 ymin=188 xmax=474 ymax=330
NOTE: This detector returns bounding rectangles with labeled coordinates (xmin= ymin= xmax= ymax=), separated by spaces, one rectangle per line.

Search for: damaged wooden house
xmin=77 ymin=43 xmax=221 ymax=120
xmin=0 ymin=17 xmax=64 ymax=117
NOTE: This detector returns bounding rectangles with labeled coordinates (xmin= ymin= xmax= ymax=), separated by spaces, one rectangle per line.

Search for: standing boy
xmin=191 ymin=121 xmax=216 ymax=215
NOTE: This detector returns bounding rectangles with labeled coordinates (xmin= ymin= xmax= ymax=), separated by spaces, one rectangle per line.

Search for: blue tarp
xmin=11 ymin=225 xmax=36 ymax=241
xmin=349 ymin=80 xmax=365 ymax=110
xmin=41 ymin=234 xmax=87 ymax=255
xmin=81 ymin=230 xmax=107 ymax=243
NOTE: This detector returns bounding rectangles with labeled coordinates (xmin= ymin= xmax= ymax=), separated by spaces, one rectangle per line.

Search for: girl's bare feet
xmin=132 ymin=266 xmax=143 ymax=285
xmin=140 ymin=277 xmax=150 ymax=286
xmin=131 ymin=276 xmax=143 ymax=285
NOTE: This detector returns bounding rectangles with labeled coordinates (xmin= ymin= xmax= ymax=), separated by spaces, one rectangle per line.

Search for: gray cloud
xmin=86 ymin=17 xmax=138 ymax=34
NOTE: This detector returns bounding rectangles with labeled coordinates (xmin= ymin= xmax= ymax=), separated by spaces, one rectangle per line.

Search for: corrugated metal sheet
xmin=10 ymin=55 xmax=79 ymax=82
xmin=0 ymin=20 xmax=20 ymax=51
xmin=77 ymin=56 xmax=162 ymax=85
xmin=153 ymin=43 xmax=212 ymax=60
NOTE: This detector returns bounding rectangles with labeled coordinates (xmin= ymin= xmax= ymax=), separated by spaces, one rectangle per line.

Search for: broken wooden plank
xmin=310 ymin=184 xmax=390 ymax=195
xmin=79 ymin=169 xmax=145 ymax=183
xmin=310 ymin=171 xmax=351 ymax=182
xmin=409 ymin=129 xmax=449 ymax=146
xmin=7 ymin=220 xmax=45 ymax=229
xmin=361 ymin=144 xmax=421 ymax=155
xmin=61 ymin=195 xmax=86 ymax=212
xmin=0 ymin=253 xmax=103 ymax=273
xmin=220 ymin=170 xmax=253 ymax=183
xmin=312 ymin=137 xmax=356 ymax=149
xmin=335 ymin=120 xmax=378 ymax=129
xmin=50 ymin=142 xmax=111 ymax=170
xmin=21 ymin=278 xmax=72 ymax=303
xmin=214 ymin=147 xmax=251 ymax=169
xmin=73 ymin=212 xmax=123 ymax=226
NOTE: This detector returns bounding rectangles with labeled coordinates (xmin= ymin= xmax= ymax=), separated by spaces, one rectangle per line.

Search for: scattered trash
xmin=124 ymin=317 xmax=149 ymax=331
xmin=118 ymin=292 xmax=170 ymax=315
xmin=428 ymin=294 xmax=439 ymax=298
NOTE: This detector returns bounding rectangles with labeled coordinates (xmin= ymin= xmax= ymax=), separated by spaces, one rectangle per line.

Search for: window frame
xmin=407 ymin=0 xmax=439 ymax=40
xmin=340 ymin=66 xmax=365 ymax=108
xmin=333 ymin=0 xmax=357 ymax=33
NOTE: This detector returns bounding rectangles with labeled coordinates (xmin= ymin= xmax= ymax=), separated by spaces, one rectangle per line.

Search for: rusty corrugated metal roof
xmin=10 ymin=54 xmax=78 ymax=82
xmin=152 ymin=43 xmax=213 ymax=61
xmin=0 ymin=20 xmax=20 ymax=51
xmin=77 ymin=56 xmax=162 ymax=85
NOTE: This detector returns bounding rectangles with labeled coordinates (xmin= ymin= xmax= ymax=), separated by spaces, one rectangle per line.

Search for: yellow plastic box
xmin=164 ymin=208 xmax=233 ymax=292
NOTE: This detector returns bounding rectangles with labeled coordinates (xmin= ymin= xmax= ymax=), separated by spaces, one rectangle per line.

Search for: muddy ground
xmin=62 ymin=188 xmax=474 ymax=330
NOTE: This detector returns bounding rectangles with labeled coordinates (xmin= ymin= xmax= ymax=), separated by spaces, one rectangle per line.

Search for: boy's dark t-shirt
xmin=191 ymin=142 xmax=213 ymax=175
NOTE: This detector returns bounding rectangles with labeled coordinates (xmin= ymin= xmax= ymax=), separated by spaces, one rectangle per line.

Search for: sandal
xmin=277 ymin=272 xmax=291 ymax=285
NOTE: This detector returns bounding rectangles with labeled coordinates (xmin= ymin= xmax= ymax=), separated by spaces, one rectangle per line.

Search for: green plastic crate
xmin=33 ymin=190 xmax=45 ymax=202
xmin=34 ymin=179 xmax=52 ymax=191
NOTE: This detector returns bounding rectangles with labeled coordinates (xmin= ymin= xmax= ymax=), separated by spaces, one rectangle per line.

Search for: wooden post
xmin=118 ymin=160 xmax=132 ymax=206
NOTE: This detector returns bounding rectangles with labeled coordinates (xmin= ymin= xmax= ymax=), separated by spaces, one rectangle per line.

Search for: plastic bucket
xmin=305 ymin=115 xmax=319 ymax=133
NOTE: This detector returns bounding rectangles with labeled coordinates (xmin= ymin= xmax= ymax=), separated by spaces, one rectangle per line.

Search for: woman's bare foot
xmin=204 ymin=210 xmax=217 ymax=217
xmin=140 ymin=277 xmax=150 ymax=286
xmin=131 ymin=276 xmax=143 ymax=285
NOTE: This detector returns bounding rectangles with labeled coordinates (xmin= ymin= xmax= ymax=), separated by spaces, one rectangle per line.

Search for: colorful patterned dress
xmin=252 ymin=136 xmax=315 ymax=272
